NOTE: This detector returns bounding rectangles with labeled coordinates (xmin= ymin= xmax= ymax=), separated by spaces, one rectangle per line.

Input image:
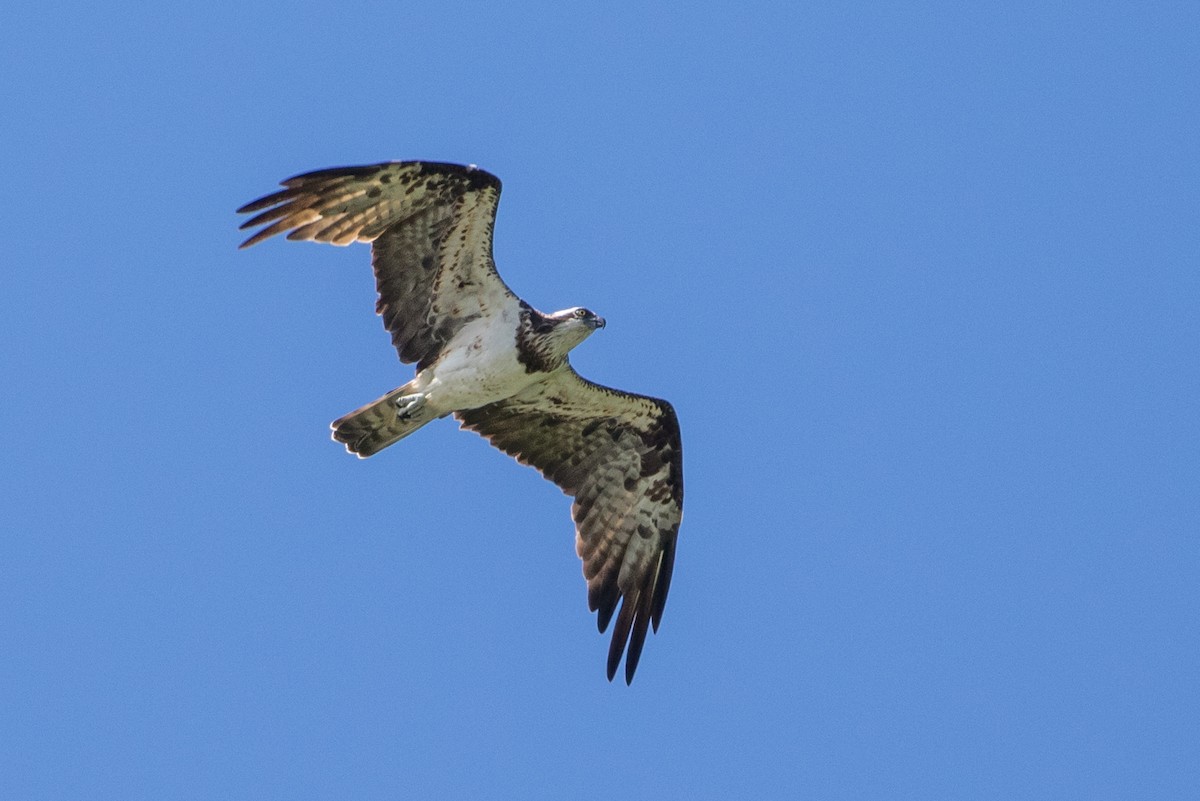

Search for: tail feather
xmin=331 ymin=384 xmax=436 ymax=457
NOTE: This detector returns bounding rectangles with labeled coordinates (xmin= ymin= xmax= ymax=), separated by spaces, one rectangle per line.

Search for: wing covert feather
xmin=457 ymin=368 xmax=683 ymax=683
xmin=238 ymin=161 xmax=520 ymax=369
xmin=239 ymin=163 xmax=684 ymax=682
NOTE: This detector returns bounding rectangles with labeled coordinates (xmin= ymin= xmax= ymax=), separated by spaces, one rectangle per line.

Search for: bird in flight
xmin=237 ymin=161 xmax=683 ymax=683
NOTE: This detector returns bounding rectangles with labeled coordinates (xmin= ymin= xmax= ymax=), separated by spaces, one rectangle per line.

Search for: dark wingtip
xmin=605 ymin=589 xmax=641 ymax=685
xmin=596 ymin=600 xmax=616 ymax=634
xmin=651 ymin=538 xmax=677 ymax=631
xmin=624 ymin=593 xmax=654 ymax=684
xmin=237 ymin=227 xmax=277 ymax=249
xmin=235 ymin=197 xmax=264 ymax=215
xmin=236 ymin=186 xmax=299 ymax=215
xmin=280 ymin=162 xmax=386 ymax=188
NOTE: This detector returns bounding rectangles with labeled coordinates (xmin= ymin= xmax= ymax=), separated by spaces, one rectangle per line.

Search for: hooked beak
xmin=592 ymin=316 xmax=606 ymax=329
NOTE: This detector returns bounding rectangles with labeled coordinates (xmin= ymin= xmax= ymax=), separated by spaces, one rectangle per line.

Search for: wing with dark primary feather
xmin=457 ymin=368 xmax=683 ymax=684
xmin=237 ymin=161 xmax=520 ymax=370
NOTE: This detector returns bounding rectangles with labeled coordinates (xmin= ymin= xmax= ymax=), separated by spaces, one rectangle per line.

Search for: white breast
xmin=417 ymin=309 xmax=539 ymax=413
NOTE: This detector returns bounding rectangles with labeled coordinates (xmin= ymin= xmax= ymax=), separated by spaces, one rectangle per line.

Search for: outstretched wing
xmin=457 ymin=368 xmax=683 ymax=684
xmin=238 ymin=161 xmax=520 ymax=370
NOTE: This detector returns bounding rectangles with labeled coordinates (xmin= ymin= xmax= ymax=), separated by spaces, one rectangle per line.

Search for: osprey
xmin=237 ymin=161 xmax=683 ymax=683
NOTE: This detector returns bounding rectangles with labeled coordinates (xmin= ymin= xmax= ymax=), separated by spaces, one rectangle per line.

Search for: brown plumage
xmin=238 ymin=161 xmax=683 ymax=682
xmin=458 ymin=371 xmax=682 ymax=683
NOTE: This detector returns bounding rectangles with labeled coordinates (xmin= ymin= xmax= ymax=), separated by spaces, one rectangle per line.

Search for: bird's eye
xmin=575 ymin=308 xmax=588 ymax=318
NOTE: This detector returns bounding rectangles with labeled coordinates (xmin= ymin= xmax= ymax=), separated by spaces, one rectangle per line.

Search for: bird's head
xmin=543 ymin=306 xmax=606 ymax=356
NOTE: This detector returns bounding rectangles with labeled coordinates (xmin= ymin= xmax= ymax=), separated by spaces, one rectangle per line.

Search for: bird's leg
xmin=392 ymin=392 xmax=428 ymax=420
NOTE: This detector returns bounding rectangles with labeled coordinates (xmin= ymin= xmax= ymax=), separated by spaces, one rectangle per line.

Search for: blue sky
xmin=3 ymin=2 xmax=1198 ymax=798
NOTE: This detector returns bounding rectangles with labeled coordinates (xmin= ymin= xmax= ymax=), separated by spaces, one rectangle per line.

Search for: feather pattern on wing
xmin=237 ymin=161 xmax=519 ymax=370
xmin=456 ymin=368 xmax=683 ymax=683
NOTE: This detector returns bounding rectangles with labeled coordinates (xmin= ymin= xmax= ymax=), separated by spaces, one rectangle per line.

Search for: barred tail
xmin=330 ymin=383 xmax=436 ymax=457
